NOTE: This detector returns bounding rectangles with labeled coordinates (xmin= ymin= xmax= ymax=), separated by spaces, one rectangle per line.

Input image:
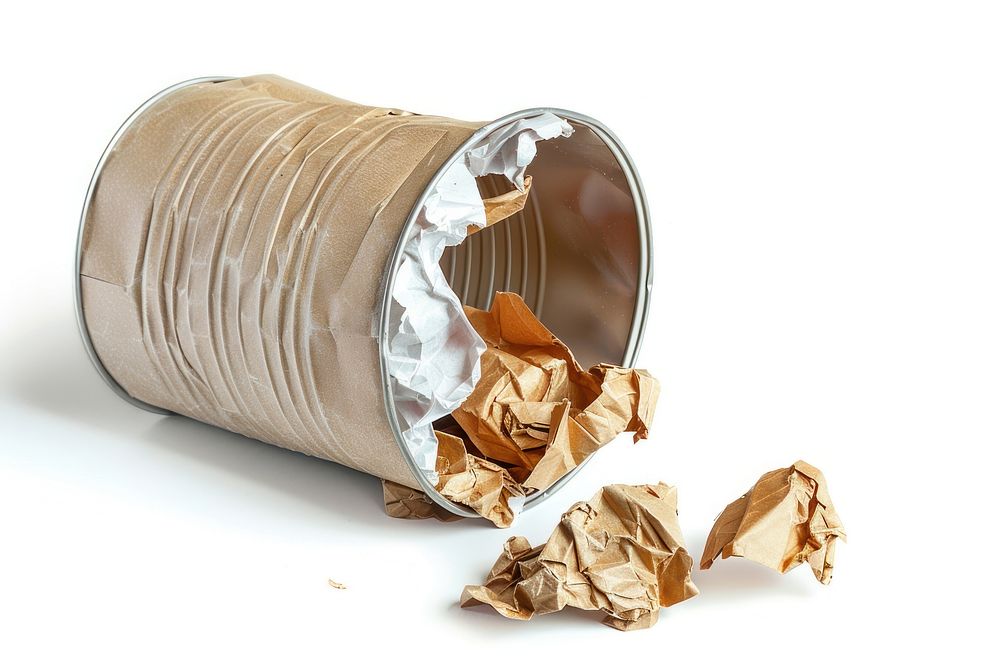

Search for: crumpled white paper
xmin=468 ymin=114 xmax=573 ymax=190
xmin=386 ymin=113 xmax=574 ymax=482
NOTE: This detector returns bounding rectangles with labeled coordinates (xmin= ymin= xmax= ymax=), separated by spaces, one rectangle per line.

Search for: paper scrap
xmin=380 ymin=430 xmax=525 ymax=528
xmin=455 ymin=292 xmax=660 ymax=492
xmin=469 ymin=175 xmax=533 ymax=235
xmin=382 ymin=479 xmax=463 ymax=523
xmin=700 ymin=460 xmax=847 ymax=584
xmin=434 ymin=430 xmax=525 ymax=528
xmin=327 ymin=579 xmax=347 ymax=590
xmin=461 ymin=483 xmax=698 ymax=630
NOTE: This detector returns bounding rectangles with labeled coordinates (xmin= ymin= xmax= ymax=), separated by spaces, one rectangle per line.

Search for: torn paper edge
xmin=385 ymin=113 xmax=573 ymax=485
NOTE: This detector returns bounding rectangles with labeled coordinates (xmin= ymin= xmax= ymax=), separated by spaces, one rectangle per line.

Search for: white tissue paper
xmin=386 ymin=113 xmax=574 ymax=485
xmin=467 ymin=114 xmax=574 ymax=190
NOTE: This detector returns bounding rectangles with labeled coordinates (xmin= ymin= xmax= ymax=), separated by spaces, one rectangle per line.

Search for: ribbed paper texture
xmin=80 ymin=75 xmax=480 ymax=486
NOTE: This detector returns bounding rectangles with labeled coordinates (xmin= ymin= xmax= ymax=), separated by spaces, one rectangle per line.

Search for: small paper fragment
xmin=700 ymin=460 xmax=847 ymax=584
xmin=380 ymin=430 xmax=525 ymax=528
xmin=381 ymin=479 xmax=463 ymax=523
xmin=434 ymin=430 xmax=525 ymax=528
xmin=469 ymin=176 xmax=533 ymax=236
xmin=327 ymin=579 xmax=347 ymax=590
xmin=460 ymin=483 xmax=698 ymax=631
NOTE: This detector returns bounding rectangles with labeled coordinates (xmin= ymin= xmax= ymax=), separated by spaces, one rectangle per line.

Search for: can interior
xmin=381 ymin=112 xmax=650 ymax=518
xmin=441 ymin=120 xmax=644 ymax=369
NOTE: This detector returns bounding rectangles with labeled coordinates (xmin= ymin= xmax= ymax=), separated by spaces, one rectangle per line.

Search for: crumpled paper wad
xmin=382 ymin=291 xmax=660 ymax=527
xmin=460 ymin=483 xmax=699 ymax=630
xmin=433 ymin=430 xmax=525 ymax=527
xmin=700 ymin=460 xmax=847 ymax=584
xmin=455 ymin=291 xmax=659 ymax=492
xmin=382 ymin=429 xmax=525 ymax=528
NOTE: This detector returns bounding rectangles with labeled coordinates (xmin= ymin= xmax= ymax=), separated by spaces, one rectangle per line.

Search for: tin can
xmin=76 ymin=75 xmax=652 ymax=518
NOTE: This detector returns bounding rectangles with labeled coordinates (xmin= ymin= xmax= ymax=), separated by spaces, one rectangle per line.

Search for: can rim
xmin=75 ymin=76 xmax=234 ymax=416
xmin=377 ymin=109 xmax=654 ymax=519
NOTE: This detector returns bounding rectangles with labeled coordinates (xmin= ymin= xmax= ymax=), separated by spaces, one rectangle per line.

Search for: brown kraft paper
xmin=461 ymin=483 xmax=698 ymax=630
xmin=700 ymin=460 xmax=847 ymax=584
xmin=381 ymin=291 xmax=660 ymax=525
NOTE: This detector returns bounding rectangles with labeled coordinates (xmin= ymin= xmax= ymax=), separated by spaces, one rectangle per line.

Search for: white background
xmin=1 ymin=2 xmax=996 ymax=664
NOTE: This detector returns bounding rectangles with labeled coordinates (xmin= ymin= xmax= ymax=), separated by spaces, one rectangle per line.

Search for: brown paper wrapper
xmin=80 ymin=75 xmax=480 ymax=487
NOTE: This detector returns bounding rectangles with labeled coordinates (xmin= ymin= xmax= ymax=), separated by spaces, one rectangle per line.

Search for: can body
xmin=77 ymin=75 xmax=652 ymax=510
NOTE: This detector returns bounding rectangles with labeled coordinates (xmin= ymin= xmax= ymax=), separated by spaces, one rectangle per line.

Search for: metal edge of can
xmin=377 ymin=108 xmax=654 ymax=520
xmin=75 ymin=76 xmax=234 ymax=416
